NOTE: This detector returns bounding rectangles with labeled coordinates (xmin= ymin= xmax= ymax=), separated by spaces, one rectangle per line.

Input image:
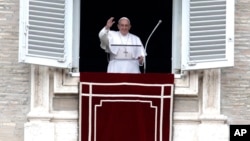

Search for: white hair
xmin=118 ymin=17 xmax=131 ymax=24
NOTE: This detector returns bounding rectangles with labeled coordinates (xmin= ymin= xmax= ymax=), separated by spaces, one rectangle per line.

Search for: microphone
xmin=144 ymin=20 xmax=162 ymax=73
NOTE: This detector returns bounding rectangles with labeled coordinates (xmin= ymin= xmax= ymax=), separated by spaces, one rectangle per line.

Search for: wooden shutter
xmin=19 ymin=0 xmax=73 ymax=68
xmin=181 ymin=0 xmax=234 ymax=70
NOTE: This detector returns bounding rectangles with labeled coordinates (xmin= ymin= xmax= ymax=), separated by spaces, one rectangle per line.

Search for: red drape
xmin=80 ymin=72 xmax=174 ymax=141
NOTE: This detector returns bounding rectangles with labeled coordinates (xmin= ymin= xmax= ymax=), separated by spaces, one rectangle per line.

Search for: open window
xmin=80 ymin=0 xmax=172 ymax=73
xmin=19 ymin=0 xmax=234 ymax=74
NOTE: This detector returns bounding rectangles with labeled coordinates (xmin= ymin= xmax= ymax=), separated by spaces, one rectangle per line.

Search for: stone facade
xmin=0 ymin=0 xmax=249 ymax=141
xmin=221 ymin=0 xmax=250 ymax=124
xmin=0 ymin=0 xmax=30 ymax=141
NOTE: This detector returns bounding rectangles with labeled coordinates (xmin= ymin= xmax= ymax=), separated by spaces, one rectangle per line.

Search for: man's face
xmin=118 ymin=19 xmax=131 ymax=35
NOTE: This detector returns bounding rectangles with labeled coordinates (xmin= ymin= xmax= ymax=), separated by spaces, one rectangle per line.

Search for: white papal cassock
xmin=99 ymin=27 xmax=147 ymax=73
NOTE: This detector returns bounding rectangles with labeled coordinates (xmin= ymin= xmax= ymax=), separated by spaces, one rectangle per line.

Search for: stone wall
xmin=221 ymin=0 xmax=250 ymax=124
xmin=0 ymin=0 xmax=30 ymax=141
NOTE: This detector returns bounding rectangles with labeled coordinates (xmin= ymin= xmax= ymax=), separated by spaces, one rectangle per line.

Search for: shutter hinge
xmin=25 ymin=24 xmax=29 ymax=35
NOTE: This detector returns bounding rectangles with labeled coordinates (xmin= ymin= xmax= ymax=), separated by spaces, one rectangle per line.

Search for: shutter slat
xmin=30 ymin=1 xmax=65 ymax=9
xmin=29 ymin=35 xmax=64 ymax=43
xmin=29 ymin=16 xmax=64 ymax=24
xmin=190 ymin=49 xmax=225 ymax=56
xmin=30 ymin=15 xmax=64 ymax=23
xmin=30 ymin=26 xmax=64 ymax=33
xmin=190 ymin=30 xmax=225 ymax=36
xmin=190 ymin=34 xmax=225 ymax=41
xmin=190 ymin=20 xmax=226 ymax=26
xmin=189 ymin=55 xmax=226 ymax=61
xmin=30 ymin=10 xmax=64 ymax=19
xmin=29 ymin=6 xmax=65 ymax=14
xmin=29 ymin=45 xmax=64 ymax=52
xmin=190 ymin=10 xmax=225 ymax=16
xmin=190 ymin=25 xmax=225 ymax=31
xmin=190 ymin=39 xmax=225 ymax=44
xmin=29 ymin=40 xmax=64 ymax=47
xmin=29 ymin=30 xmax=64 ymax=38
xmin=30 ymin=20 xmax=64 ymax=29
xmin=190 ymin=44 xmax=225 ymax=50
xmin=28 ymin=50 xmax=64 ymax=58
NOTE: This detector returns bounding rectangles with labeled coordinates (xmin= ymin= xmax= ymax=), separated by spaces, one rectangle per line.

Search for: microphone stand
xmin=144 ymin=20 xmax=162 ymax=73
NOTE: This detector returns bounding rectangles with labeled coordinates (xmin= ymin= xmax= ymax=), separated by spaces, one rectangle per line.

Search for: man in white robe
xmin=98 ymin=17 xmax=147 ymax=73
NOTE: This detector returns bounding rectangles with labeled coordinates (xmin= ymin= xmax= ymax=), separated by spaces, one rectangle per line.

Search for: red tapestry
xmin=79 ymin=72 xmax=174 ymax=141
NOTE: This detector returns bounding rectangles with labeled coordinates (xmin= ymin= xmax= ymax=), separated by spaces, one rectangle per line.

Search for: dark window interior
xmin=80 ymin=0 xmax=172 ymax=73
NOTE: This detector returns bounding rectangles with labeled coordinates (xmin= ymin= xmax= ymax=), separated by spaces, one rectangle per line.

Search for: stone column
xmin=24 ymin=65 xmax=54 ymax=141
xmin=198 ymin=69 xmax=229 ymax=141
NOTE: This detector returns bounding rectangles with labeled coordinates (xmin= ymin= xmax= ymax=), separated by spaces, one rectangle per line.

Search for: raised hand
xmin=105 ymin=17 xmax=115 ymax=29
